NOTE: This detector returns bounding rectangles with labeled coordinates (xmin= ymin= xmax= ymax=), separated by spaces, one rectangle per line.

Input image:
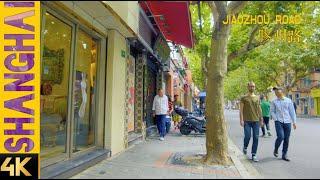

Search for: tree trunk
xmin=204 ymin=17 xmax=231 ymax=165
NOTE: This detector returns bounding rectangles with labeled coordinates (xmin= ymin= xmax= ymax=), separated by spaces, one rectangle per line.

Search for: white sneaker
xmin=252 ymin=155 xmax=259 ymax=162
xmin=159 ymin=137 xmax=164 ymax=141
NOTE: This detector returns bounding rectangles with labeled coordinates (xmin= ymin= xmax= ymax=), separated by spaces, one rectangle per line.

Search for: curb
xmin=228 ymin=137 xmax=263 ymax=179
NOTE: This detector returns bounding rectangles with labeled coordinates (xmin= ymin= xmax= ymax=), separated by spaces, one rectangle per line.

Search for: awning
xmin=145 ymin=1 xmax=194 ymax=48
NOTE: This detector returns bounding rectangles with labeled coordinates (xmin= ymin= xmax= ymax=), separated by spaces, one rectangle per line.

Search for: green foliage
xmin=186 ymin=1 xmax=320 ymax=99
xmin=225 ymin=1 xmax=320 ymax=100
xmin=224 ymin=67 xmax=249 ymax=100
xmin=185 ymin=49 xmax=205 ymax=90
xmin=184 ymin=2 xmax=212 ymax=91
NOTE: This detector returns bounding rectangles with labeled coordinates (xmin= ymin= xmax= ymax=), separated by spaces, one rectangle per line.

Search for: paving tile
xmin=70 ymin=132 xmax=250 ymax=179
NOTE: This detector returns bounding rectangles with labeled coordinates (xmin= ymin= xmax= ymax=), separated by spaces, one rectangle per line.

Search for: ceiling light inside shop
xmin=51 ymin=21 xmax=55 ymax=24
xmin=83 ymin=43 xmax=87 ymax=49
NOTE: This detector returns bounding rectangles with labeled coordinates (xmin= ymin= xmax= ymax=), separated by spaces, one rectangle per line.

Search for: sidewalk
xmin=297 ymin=115 xmax=320 ymax=120
xmin=71 ymin=130 xmax=259 ymax=179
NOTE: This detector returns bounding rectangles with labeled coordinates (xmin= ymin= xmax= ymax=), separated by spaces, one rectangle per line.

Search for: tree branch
xmin=276 ymin=78 xmax=282 ymax=87
xmin=189 ymin=1 xmax=199 ymax=5
xmin=267 ymin=65 xmax=283 ymax=86
xmin=213 ymin=1 xmax=227 ymax=17
xmin=202 ymin=56 xmax=209 ymax=77
xmin=227 ymin=1 xmax=248 ymax=15
xmin=272 ymin=77 xmax=281 ymax=86
xmin=247 ymin=24 xmax=259 ymax=49
xmin=289 ymin=69 xmax=310 ymax=89
xmin=206 ymin=1 xmax=218 ymax=24
xmin=227 ymin=24 xmax=281 ymax=64
xmin=288 ymin=73 xmax=298 ymax=90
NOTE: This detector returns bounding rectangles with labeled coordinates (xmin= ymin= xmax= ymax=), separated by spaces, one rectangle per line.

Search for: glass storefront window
xmin=73 ymin=29 xmax=97 ymax=152
xmin=40 ymin=7 xmax=103 ymax=166
xmin=40 ymin=13 xmax=72 ymax=160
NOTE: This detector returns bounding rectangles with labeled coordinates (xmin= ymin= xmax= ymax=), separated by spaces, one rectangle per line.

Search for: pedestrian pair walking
xmin=240 ymin=82 xmax=297 ymax=162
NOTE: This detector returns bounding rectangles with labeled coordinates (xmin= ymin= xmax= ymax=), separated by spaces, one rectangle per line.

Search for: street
xmin=226 ymin=110 xmax=320 ymax=179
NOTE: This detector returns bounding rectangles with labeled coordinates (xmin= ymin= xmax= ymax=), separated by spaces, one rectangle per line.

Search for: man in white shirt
xmin=152 ymin=89 xmax=169 ymax=141
xmin=270 ymin=86 xmax=297 ymax=161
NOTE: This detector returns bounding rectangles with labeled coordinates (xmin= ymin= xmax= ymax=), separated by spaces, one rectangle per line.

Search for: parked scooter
xmin=174 ymin=106 xmax=206 ymax=135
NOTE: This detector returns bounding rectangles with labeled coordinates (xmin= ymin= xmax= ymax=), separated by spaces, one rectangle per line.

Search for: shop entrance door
xmin=144 ymin=66 xmax=157 ymax=128
xmin=127 ymin=55 xmax=136 ymax=132
xmin=72 ymin=29 xmax=98 ymax=152
xmin=40 ymin=6 xmax=105 ymax=167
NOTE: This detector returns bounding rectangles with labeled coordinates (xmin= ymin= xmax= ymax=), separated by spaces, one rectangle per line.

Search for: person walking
xmin=152 ymin=89 xmax=169 ymax=141
xmin=166 ymin=96 xmax=174 ymax=134
xmin=270 ymin=87 xmax=297 ymax=161
xmin=293 ymin=101 xmax=297 ymax=113
xmin=260 ymin=95 xmax=272 ymax=137
xmin=172 ymin=94 xmax=182 ymax=130
xmin=240 ymin=81 xmax=264 ymax=162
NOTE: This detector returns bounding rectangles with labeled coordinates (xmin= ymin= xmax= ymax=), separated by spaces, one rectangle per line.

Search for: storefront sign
xmin=311 ymin=89 xmax=320 ymax=98
xmin=153 ymin=34 xmax=170 ymax=63
xmin=0 ymin=1 xmax=40 ymax=178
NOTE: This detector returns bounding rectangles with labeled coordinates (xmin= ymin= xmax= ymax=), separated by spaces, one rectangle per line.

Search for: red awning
xmin=145 ymin=1 xmax=194 ymax=48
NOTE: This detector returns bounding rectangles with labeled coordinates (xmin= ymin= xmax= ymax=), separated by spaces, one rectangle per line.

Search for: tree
xmin=224 ymin=40 xmax=320 ymax=100
xmin=224 ymin=1 xmax=320 ymax=100
xmin=188 ymin=1 xmax=284 ymax=91
xmin=203 ymin=1 xmax=248 ymax=165
xmin=186 ymin=1 xmax=320 ymax=165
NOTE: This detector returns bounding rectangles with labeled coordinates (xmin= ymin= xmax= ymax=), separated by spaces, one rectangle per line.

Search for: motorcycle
xmin=174 ymin=106 xmax=206 ymax=135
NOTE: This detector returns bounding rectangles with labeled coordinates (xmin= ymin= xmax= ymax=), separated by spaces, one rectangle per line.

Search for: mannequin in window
xmin=79 ymin=72 xmax=87 ymax=119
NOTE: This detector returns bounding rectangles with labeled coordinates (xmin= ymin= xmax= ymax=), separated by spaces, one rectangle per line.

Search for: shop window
xmin=310 ymin=97 xmax=314 ymax=109
xmin=73 ymin=29 xmax=98 ymax=152
xmin=40 ymin=13 xmax=72 ymax=160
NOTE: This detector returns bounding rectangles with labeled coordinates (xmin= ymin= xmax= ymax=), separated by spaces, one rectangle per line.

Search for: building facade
xmin=289 ymin=70 xmax=320 ymax=117
xmin=40 ymin=1 xmax=139 ymax=178
xmin=39 ymin=1 xmax=194 ymax=178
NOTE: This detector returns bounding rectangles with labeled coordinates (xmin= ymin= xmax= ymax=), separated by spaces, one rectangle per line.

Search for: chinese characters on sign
xmin=259 ymin=29 xmax=302 ymax=43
